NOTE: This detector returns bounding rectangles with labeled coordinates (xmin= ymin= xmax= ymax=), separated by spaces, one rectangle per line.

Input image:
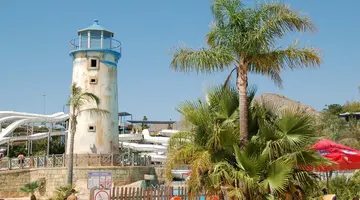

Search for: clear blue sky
xmin=0 ymin=0 xmax=359 ymax=121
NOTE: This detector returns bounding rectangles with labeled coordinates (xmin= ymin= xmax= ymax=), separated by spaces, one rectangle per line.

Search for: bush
xmin=48 ymin=185 xmax=78 ymax=200
xmin=19 ymin=181 xmax=40 ymax=200
xmin=323 ymin=171 xmax=360 ymax=199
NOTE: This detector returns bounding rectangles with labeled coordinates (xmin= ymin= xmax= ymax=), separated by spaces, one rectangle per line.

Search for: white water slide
xmin=0 ymin=132 xmax=67 ymax=146
xmin=0 ymin=111 xmax=69 ymax=146
xmin=1 ymin=111 xmax=179 ymax=162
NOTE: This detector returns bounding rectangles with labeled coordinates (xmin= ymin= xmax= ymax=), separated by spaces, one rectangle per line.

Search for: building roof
xmin=339 ymin=112 xmax=360 ymax=116
xmin=78 ymin=19 xmax=114 ymax=35
xmin=118 ymin=112 xmax=132 ymax=116
xmin=127 ymin=120 xmax=176 ymax=124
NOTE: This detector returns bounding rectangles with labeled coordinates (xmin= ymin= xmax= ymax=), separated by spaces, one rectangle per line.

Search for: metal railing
xmin=69 ymin=36 xmax=121 ymax=54
xmin=0 ymin=153 xmax=151 ymax=170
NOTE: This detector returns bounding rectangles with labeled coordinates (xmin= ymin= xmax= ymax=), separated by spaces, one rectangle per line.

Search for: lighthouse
xmin=68 ymin=20 xmax=121 ymax=154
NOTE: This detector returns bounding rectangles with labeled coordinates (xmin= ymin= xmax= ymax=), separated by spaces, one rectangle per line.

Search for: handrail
xmin=69 ymin=36 xmax=121 ymax=54
xmin=0 ymin=153 xmax=152 ymax=170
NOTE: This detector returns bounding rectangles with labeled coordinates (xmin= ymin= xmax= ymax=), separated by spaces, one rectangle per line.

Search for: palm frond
xmin=249 ymin=2 xmax=316 ymax=48
xmin=260 ymin=159 xmax=292 ymax=194
xmin=211 ymin=0 xmax=244 ymax=24
xmin=168 ymin=131 xmax=195 ymax=151
xmin=249 ymin=64 xmax=283 ymax=88
xmin=187 ymin=151 xmax=213 ymax=195
xmin=77 ymin=108 xmax=110 ymax=118
xmin=20 ymin=181 xmax=40 ymax=195
xmin=79 ymin=92 xmax=101 ymax=107
xmin=165 ymin=144 xmax=203 ymax=182
xmin=170 ymin=46 xmax=234 ymax=74
xmin=70 ymin=84 xmax=83 ymax=97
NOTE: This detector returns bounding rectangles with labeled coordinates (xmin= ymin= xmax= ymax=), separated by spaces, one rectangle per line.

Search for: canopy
xmin=312 ymin=139 xmax=360 ymax=171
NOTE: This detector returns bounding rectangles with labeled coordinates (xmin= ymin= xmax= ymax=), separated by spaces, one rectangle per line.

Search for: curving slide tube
xmin=0 ymin=112 xmax=69 ymax=139
xmin=0 ymin=131 xmax=67 ymax=146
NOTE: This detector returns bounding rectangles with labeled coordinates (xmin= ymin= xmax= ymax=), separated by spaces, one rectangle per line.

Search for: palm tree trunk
xmin=67 ymin=120 xmax=76 ymax=185
xmin=237 ymin=66 xmax=248 ymax=146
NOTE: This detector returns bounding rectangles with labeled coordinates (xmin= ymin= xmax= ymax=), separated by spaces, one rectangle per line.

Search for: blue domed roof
xmin=78 ymin=19 xmax=114 ymax=36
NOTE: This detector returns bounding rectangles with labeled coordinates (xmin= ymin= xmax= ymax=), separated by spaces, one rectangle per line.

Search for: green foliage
xmin=48 ymin=185 xmax=77 ymax=200
xmin=166 ymin=83 xmax=326 ymax=199
xmin=20 ymin=181 xmax=40 ymax=200
xmin=8 ymin=136 xmax=65 ymax=157
xmin=8 ymin=145 xmax=27 ymax=157
xmin=171 ymin=0 xmax=321 ymax=78
xmin=319 ymin=172 xmax=360 ymax=199
xmin=317 ymin=107 xmax=360 ymax=149
xmin=343 ymin=100 xmax=360 ymax=113
xmin=324 ymin=104 xmax=343 ymax=115
xmin=67 ymin=84 xmax=109 ymax=185
xmin=170 ymin=0 xmax=321 ymax=147
xmin=141 ymin=116 xmax=149 ymax=129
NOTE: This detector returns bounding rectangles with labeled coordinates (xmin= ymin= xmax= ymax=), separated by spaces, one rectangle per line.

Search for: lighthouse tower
xmin=68 ymin=20 xmax=121 ymax=154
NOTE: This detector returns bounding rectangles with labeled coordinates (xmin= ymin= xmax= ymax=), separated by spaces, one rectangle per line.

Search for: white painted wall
xmin=67 ymin=51 xmax=119 ymax=154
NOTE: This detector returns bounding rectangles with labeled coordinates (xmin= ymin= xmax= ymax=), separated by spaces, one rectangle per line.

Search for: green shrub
xmin=19 ymin=181 xmax=40 ymax=200
xmin=48 ymin=185 xmax=78 ymax=200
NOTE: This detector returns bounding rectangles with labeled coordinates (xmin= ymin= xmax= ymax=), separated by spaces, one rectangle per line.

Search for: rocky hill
xmin=254 ymin=93 xmax=320 ymax=117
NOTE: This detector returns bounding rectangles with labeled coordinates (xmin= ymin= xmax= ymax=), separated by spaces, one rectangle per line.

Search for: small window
xmin=90 ymin=77 xmax=98 ymax=84
xmin=88 ymin=58 xmax=99 ymax=69
xmin=91 ymin=59 xmax=97 ymax=67
xmin=88 ymin=125 xmax=96 ymax=132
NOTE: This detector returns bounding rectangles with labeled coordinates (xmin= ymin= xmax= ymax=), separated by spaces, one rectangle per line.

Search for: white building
xmin=68 ymin=20 xmax=121 ymax=154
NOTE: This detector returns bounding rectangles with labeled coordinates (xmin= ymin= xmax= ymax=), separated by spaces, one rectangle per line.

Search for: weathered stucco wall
xmin=68 ymin=50 xmax=119 ymax=154
xmin=0 ymin=166 xmax=154 ymax=199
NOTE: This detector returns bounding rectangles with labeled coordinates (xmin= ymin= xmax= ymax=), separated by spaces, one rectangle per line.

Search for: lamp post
xmin=43 ymin=94 xmax=46 ymax=115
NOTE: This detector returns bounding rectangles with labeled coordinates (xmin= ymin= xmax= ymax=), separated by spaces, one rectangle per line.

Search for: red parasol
xmin=311 ymin=139 xmax=360 ymax=171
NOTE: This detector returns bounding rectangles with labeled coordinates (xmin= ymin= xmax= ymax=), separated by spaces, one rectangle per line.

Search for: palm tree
xmin=49 ymin=185 xmax=78 ymax=200
xmin=166 ymin=84 xmax=327 ymax=199
xmin=170 ymin=0 xmax=322 ymax=145
xmin=66 ymin=84 xmax=109 ymax=185
xmin=210 ymin=102 xmax=327 ymax=199
xmin=20 ymin=181 xmax=40 ymax=200
xmin=166 ymin=84 xmax=256 ymax=196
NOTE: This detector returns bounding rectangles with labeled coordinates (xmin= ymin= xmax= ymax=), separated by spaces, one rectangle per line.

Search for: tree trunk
xmin=67 ymin=119 xmax=76 ymax=185
xmin=30 ymin=194 xmax=36 ymax=200
xmin=236 ymin=65 xmax=248 ymax=146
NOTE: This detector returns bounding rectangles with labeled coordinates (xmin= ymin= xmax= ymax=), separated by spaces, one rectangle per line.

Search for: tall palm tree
xmin=66 ymin=84 xmax=109 ymax=185
xmin=170 ymin=0 xmax=322 ymax=145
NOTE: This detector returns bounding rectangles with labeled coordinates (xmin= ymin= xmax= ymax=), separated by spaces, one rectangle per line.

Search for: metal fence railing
xmin=70 ymin=36 xmax=121 ymax=54
xmin=0 ymin=153 xmax=151 ymax=171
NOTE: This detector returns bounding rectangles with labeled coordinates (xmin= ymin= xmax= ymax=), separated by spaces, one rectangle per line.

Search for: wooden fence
xmin=91 ymin=186 xmax=212 ymax=200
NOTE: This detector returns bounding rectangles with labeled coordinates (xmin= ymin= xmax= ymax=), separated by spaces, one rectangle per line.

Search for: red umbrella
xmin=312 ymin=139 xmax=360 ymax=171
xmin=314 ymin=139 xmax=357 ymax=153
xmin=184 ymin=170 xmax=192 ymax=176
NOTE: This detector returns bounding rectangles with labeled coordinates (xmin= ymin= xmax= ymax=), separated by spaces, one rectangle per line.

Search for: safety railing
xmin=69 ymin=36 xmax=121 ymax=54
xmin=0 ymin=152 xmax=151 ymax=171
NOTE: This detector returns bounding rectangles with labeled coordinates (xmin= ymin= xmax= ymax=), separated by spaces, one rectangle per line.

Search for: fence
xmin=90 ymin=186 xmax=212 ymax=200
xmin=0 ymin=153 xmax=152 ymax=170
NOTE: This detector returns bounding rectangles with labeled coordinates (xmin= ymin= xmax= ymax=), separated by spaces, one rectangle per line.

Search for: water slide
xmin=0 ymin=112 xmax=69 ymax=139
xmin=158 ymin=129 xmax=179 ymax=137
xmin=0 ymin=131 xmax=67 ymax=146
xmin=119 ymin=129 xmax=172 ymax=164
xmin=118 ymin=134 xmax=143 ymax=141
xmin=142 ymin=129 xmax=170 ymax=145
xmin=0 ymin=111 xmax=65 ymax=119
xmin=0 ymin=111 xmax=69 ymax=146
xmin=121 ymin=142 xmax=167 ymax=152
